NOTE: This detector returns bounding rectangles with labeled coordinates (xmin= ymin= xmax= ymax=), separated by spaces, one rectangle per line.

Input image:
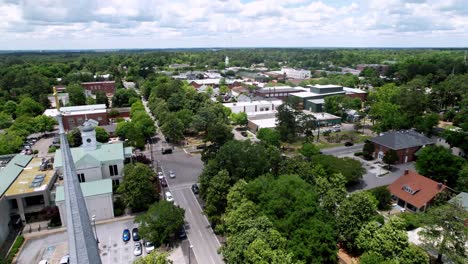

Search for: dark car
xmin=178 ymin=227 xmax=187 ymax=239
xmin=122 ymin=229 xmax=130 ymax=242
xmin=344 ymin=142 xmax=354 ymax=147
xmin=160 ymin=178 xmax=168 ymax=187
xmin=132 ymin=228 xmax=140 ymax=241
xmin=191 ymin=184 xmax=199 ymax=194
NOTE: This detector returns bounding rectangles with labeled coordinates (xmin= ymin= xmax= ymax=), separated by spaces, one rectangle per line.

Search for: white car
xmin=165 ymin=191 xmax=174 ymax=202
xmin=133 ymin=242 xmax=142 ymax=256
xmin=59 ymin=255 xmax=69 ymax=264
xmin=157 ymin=171 xmax=164 ymax=180
xmin=38 ymin=260 xmax=48 ymax=264
xmin=144 ymin=241 xmax=155 ymax=253
xmin=169 ymin=171 xmax=176 ymax=178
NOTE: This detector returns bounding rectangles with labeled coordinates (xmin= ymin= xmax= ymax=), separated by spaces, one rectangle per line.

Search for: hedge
xmin=6 ymin=235 xmax=24 ymax=263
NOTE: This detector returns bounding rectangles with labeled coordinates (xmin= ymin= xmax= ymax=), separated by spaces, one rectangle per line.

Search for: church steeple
xmin=80 ymin=119 xmax=99 ymax=151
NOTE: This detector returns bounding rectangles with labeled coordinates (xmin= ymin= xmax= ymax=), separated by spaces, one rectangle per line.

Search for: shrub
xmin=399 ymin=212 xmax=424 ymax=231
xmin=32 ymin=150 xmax=39 ymax=154
xmin=6 ymin=235 xmax=24 ymax=263
xmin=47 ymin=146 xmax=57 ymax=153
xmin=354 ymin=152 xmax=363 ymax=156
xmin=113 ymin=196 xmax=126 ymax=217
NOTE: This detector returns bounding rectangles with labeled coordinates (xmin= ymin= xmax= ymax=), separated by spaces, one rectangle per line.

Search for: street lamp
xmin=188 ymin=244 xmax=193 ymax=264
xmin=91 ymin=215 xmax=99 ymax=245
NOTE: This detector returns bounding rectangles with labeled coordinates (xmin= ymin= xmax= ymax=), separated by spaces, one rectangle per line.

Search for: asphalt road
xmin=143 ymin=97 xmax=224 ymax=264
xmin=320 ymin=143 xmax=364 ymax=156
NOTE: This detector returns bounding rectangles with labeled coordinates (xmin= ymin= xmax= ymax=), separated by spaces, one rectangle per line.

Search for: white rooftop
xmin=250 ymin=118 xmax=277 ymax=129
xmin=303 ymin=110 xmax=341 ymax=120
xmin=223 ymin=99 xmax=283 ymax=108
xmin=44 ymin=104 xmax=107 ymax=117
xmin=309 ymin=84 xmax=343 ymax=89
xmin=343 ymin=87 xmax=367 ymax=94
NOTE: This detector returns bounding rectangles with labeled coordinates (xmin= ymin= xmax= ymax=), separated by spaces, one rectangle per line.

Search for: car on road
xmin=160 ymin=178 xmax=168 ymax=187
xmin=122 ymin=229 xmax=130 ymax=242
xmin=144 ymin=241 xmax=155 ymax=253
xmin=157 ymin=171 xmax=164 ymax=180
xmin=178 ymin=227 xmax=187 ymax=239
xmin=39 ymin=260 xmax=48 ymax=264
xmin=133 ymin=242 xmax=142 ymax=256
xmin=169 ymin=170 xmax=176 ymax=178
xmin=191 ymin=184 xmax=199 ymax=194
xmin=165 ymin=191 xmax=174 ymax=202
xmin=59 ymin=255 xmax=69 ymax=264
xmin=132 ymin=228 xmax=140 ymax=241
xmin=344 ymin=141 xmax=354 ymax=147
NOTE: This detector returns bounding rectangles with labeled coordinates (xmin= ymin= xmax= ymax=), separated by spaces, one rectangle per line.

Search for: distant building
xmin=343 ymin=87 xmax=367 ymax=101
xmin=370 ymin=130 xmax=435 ymax=164
xmin=281 ymin=67 xmax=311 ymax=79
xmin=388 ymin=170 xmax=446 ymax=212
xmin=169 ymin=63 xmax=191 ymax=69
xmin=223 ymin=99 xmax=283 ymax=114
xmin=55 ymin=179 xmax=114 ymax=226
xmin=44 ymin=104 xmax=109 ymax=131
xmin=253 ymin=86 xmax=308 ymax=100
xmin=81 ymin=81 xmax=116 ymax=95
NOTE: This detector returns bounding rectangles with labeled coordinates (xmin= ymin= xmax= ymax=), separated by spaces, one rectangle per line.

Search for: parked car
xmin=191 ymin=184 xmax=199 ymax=194
xmin=39 ymin=260 xmax=49 ymax=264
xmin=157 ymin=171 xmax=164 ymax=180
xmin=178 ymin=227 xmax=187 ymax=239
xmin=122 ymin=229 xmax=130 ymax=242
xmin=160 ymin=178 xmax=168 ymax=187
xmin=59 ymin=255 xmax=69 ymax=264
xmin=169 ymin=170 xmax=176 ymax=178
xmin=133 ymin=242 xmax=142 ymax=256
xmin=144 ymin=241 xmax=155 ymax=253
xmin=344 ymin=141 xmax=354 ymax=147
xmin=132 ymin=228 xmax=140 ymax=241
xmin=165 ymin=191 xmax=174 ymax=202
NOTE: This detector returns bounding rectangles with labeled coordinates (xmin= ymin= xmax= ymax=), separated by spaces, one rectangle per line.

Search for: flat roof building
xmin=44 ymin=104 xmax=109 ymax=131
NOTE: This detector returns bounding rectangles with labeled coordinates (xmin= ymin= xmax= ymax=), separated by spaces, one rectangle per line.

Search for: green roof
xmin=0 ymin=155 xmax=33 ymax=197
xmin=449 ymin=192 xmax=468 ymax=211
xmin=55 ymin=179 xmax=112 ymax=202
xmin=54 ymin=142 xmax=125 ymax=168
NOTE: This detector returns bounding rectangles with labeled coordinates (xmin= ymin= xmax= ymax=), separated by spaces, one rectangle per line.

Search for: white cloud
xmin=0 ymin=0 xmax=466 ymax=49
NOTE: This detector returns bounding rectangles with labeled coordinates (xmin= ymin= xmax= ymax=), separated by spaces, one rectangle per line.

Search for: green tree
xmin=117 ymin=163 xmax=157 ymax=212
xmin=315 ymin=168 xmax=347 ymax=214
xmin=419 ymin=203 xmax=468 ymax=264
xmin=415 ymin=146 xmax=465 ymax=186
xmin=399 ymin=244 xmax=430 ymax=264
xmin=256 ymin=128 xmax=281 ymax=147
xmin=298 ymin=143 xmax=320 ymax=160
xmin=0 ymin=132 xmax=23 ymax=155
xmin=67 ymin=128 xmax=82 ymax=147
xmin=382 ymin=149 xmax=399 ymax=169
xmin=336 ymin=191 xmax=378 ymax=252
xmin=112 ymin=89 xmax=139 ymax=107
xmin=205 ymin=170 xmax=231 ymax=226
xmin=33 ymin=115 xmax=57 ymax=132
xmin=230 ymin=112 xmax=248 ymax=126
xmin=135 ymin=201 xmax=185 ymax=246
xmin=0 ymin=112 xmax=13 ymax=129
xmin=457 ymin=164 xmax=468 ymax=192
xmin=16 ymin=97 xmax=44 ymax=117
xmin=312 ymin=154 xmax=365 ymax=186
xmin=161 ymin=116 xmax=184 ymax=143
xmin=86 ymin=96 xmax=96 ymax=105
xmin=4 ymin=101 xmax=18 ymax=118
xmin=95 ymin=91 xmax=109 ymax=108
xmin=414 ymin=113 xmax=439 ymax=136
xmin=133 ymin=251 xmax=173 ymax=264
xmin=67 ymin=83 xmax=87 ymax=106
xmin=369 ymin=186 xmax=392 ymax=210
xmin=276 ymin=104 xmax=299 ymax=142
xmin=362 ymin=140 xmax=375 ymax=160
xmin=95 ymin=126 xmax=109 ymax=143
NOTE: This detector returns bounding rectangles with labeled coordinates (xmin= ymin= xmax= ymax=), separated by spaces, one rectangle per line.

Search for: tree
xmin=315 ymin=167 xmax=347 ymax=214
xmin=399 ymin=245 xmax=430 ymax=264
xmin=67 ymin=128 xmax=82 ymax=147
xmin=204 ymin=170 xmax=231 ymax=226
xmin=0 ymin=112 xmax=13 ymax=129
xmin=415 ymin=146 xmax=465 ymax=186
xmin=112 ymin=89 xmax=139 ymax=107
xmin=457 ymin=164 xmax=468 ymax=192
xmin=256 ymin=128 xmax=281 ymax=147
xmin=117 ymin=163 xmax=157 ymax=212
xmin=33 ymin=115 xmax=56 ymax=132
xmin=369 ymin=186 xmax=392 ymax=210
xmin=135 ymin=201 xmax=185 ymax=246
xmin=230 ymin=112 xmax=248 ymax=126
xmin=336 ymin=191 xmax=378 ymax=252
xmin=67 ymin=84 xmax=87 ymax=106
xmin=382 ymin=149 xmax=399 ymax=170
xmin=16 ymin=97 xmax=44 ymax=117
xmin=276 ymin=104 xmax=298 ymax=142
xmin=161 ymin=116 xmax=184 ymax=143
xmin=298 ymin=143 xmax=320 ymax=160
xmin=312 ymin=154 xmax=365 ymax=186
xmin=0 ymin=132 xmax=23 ymax=155
xmin=95 ymin=91 xmax=109 ymax=108
xmin=133 ymin=251 xmax=173 ymax=264
xmin=95 ymin=126 xmax=109 ymax=143
xmin=419 ymin=203 xmax=468 ymax=264
xmin=362 ymin=140 xmax=375 ymax=160
xmin=414 ymin=113 xmax=439 ymax=136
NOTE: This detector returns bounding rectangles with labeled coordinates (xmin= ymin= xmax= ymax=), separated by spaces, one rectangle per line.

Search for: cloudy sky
xmin=0 ymin=0 xmax=467 ymax=50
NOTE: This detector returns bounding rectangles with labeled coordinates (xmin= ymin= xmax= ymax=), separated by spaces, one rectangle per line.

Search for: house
xmin=281 ymin=67 xmax=311 ymax=79
xmin=370 ymin=130 xmax=434 ymax=164
xmin=388 ymin=170 xmax=446 ymax=212
xmin=55 ymin=179 xmax=114 ymax=226
xmin=44 ymin=104 xmax=109 ymax=131
xmin=53 ymin=120 xmax=133 ymax=187
xmin=0 ymin=155 xmax=57 ymax=245
xmin=288 ymin=84 xmax=347 ymax=112
xmin=81 ymin=81 xmax=116 ymax=95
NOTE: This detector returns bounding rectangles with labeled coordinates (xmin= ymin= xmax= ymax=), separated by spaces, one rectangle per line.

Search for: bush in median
xmin=6 ymin=235 xmax=25 ymax=263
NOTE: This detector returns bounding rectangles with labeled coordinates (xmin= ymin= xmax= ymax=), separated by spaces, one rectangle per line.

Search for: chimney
xmin=404 ymin=170 xmax=409 ymax=175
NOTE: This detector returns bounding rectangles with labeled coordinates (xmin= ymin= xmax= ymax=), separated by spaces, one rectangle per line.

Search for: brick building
xmin=370 ymin=130 xmax=434 ymax=164
xmin=81 ymin=81 xmax=116 ymax=95
xmin=44 ymin=104 xmax=109 ymax=131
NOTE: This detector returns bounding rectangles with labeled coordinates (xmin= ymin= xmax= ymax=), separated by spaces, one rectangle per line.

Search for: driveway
xmin=33 ymin=136 xmax=54 ymax=158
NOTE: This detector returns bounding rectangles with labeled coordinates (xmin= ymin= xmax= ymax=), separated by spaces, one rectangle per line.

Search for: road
xmin=142 ymin=98 xmax=224 ymax=264
xmin=320 ymin=143 xmax=364 ymax=156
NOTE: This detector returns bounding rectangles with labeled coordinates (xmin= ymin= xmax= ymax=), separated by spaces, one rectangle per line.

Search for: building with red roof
xmin=388 ymin=170 xmax=446 ymax=212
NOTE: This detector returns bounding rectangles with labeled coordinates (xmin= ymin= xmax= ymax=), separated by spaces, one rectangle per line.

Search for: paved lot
xmin=33 ymin=136 xmax=54 ymax=157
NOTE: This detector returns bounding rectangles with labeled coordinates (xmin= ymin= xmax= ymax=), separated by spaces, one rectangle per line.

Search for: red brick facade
xmin=372 ymin=143 xmax=422 ymax=164
xmin=346 ymin=92 xmax=367 ymax=101
xmin=62 ymin=113 xmax=109 ymax=130
xmin=81 ymin=81 xmax=116 ymax=95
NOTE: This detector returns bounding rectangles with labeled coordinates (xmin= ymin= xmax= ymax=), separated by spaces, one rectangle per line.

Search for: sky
xmin=0 ymin=0 xmax=467 ymax=50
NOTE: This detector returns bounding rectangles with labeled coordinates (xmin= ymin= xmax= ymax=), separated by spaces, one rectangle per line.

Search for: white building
xmin=223 ymin=99 xmax=283 ymax=114
xmin=281 ymin=67 xmax=311 ymax=79
xmin=53 ymin=120 xmax=133 ymax=186
xmin=55 ymin=179 xmax=114 ymax=226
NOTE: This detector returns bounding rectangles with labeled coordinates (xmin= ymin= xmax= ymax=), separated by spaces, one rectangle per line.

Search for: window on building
xmin=112 ymin=179 xmax=120 ymax=187
xmin=77 ymin=118 xmax=83 ymax=124
xmin=77 ymin=173 xmax=85 ymax=183
xmin=109 ymin=165 xmax=118 ymax=176
xmin=97 ymin=116 xmax=103 ymax=121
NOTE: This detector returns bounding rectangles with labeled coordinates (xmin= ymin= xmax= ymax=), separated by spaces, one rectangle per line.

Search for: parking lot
xmin=18 ymin=217 xmax=162 ymax=264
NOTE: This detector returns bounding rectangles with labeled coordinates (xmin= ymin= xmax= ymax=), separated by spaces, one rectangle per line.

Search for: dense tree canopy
xmin=117 ymin=163 xmax=157 ymax=212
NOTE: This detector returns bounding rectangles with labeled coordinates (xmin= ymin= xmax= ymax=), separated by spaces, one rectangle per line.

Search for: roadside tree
xmin=382 ymin=149 xmax=399 ymax=170
xmin=117 ymin=163 xmax=157 ymax=212
xmin=257 ymin=128 xmax=281 ymax=148
xmin=133 ymin=251 xmax=173 ymax=264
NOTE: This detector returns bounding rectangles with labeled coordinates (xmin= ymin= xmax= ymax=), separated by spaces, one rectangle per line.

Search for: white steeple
xmin=80 ymin=119 xmax=99 ymax=151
